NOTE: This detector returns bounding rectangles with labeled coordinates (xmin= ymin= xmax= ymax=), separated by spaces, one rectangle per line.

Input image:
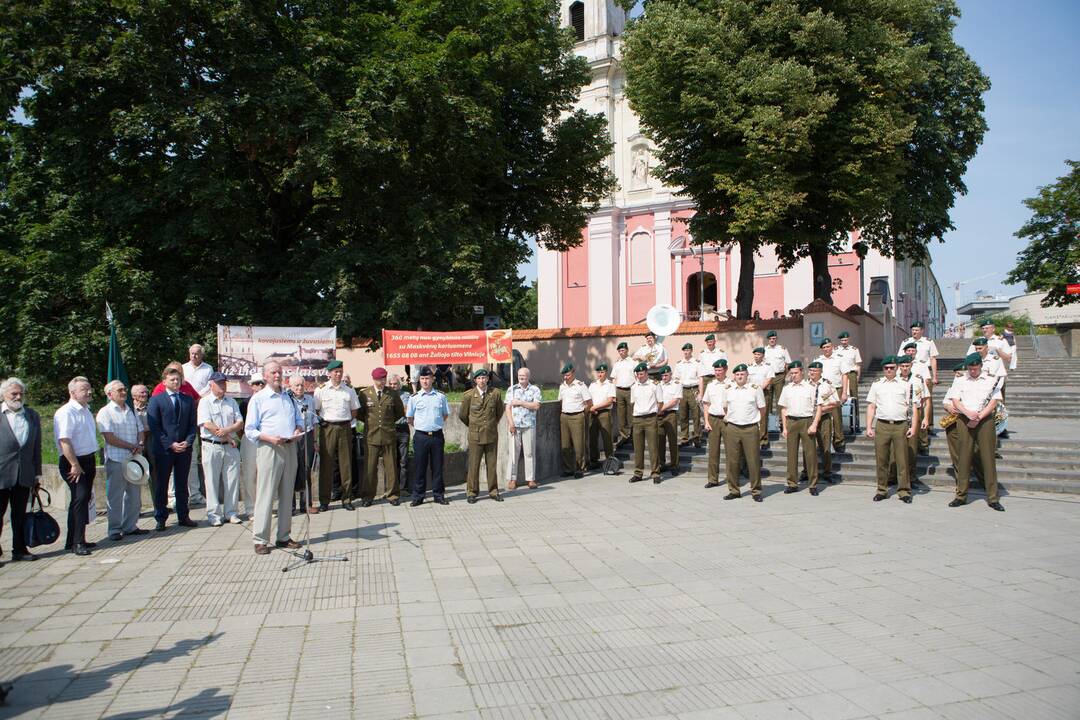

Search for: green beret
xmin=617 ymin=341 xmax=628 ymax=350
xmin=898 ymin=355 xmax=912 ymax=365
xmin=472 ymin=369 xmax=489 ymax=379
xmin=964 ymin=352 xmax=983 ymax=366
xmin=733 ymin=363 xmax=748 ymax=373
xmin=954 ymin=361 xmax=967 ymax=372
xmin=644 ymin=330 xmax=656 ymax=338
xmin=681 ymin=343 xmax=693 ymax=350
xmin=903 ymin=342 xmax=917 ymax=351
xmin=972 ymin=337 xmax=988 ymax=346
xmin=660 ymin=365 xmax=672 ymax=374
xmin=820 ymin=338 xmax=831 ymax=347
xmin=766 ymin=330 xmax=778 ymax=338
xmin=596 ymin=363 xmax=609 ymax=372
xmin=634 ymin=362 xmax=648 ymax=373
xmin=561 ymin=363 xmax=574 ymax=374
xmin=753 ymin=347 xmax=765 ymax=354
xmin=837 ymin=331 xmax=850 ymax=339
xmin=788 ymin=360 xmax=802 ymax=369
xmin=704 ymin=334 xmax=715 ymax=341
xmin=808 ymin=361 xmax=823 ymax=369
xmin=910 ymin=320 xmax=924 ymax=328
xmin=326 ymin=360 xmax=343 ymax=370
xmin=882 ymin=355 xmax=898 ymax=366
xmin=979 ymin=317 xmax=994 ymax=327
xmin=713 ymin=359 xmax=728 ymax=368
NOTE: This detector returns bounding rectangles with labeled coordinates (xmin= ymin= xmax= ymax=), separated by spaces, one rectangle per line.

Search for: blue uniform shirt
xmin=245 ymin=387 xmax=303 ymax=441
xmin=407 ymin=388 xmax=449 ymax=432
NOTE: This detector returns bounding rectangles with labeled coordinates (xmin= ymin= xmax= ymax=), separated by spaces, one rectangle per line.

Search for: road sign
xmin=1067 ymin=283 xmax=1080 ymax=295
xmin=473 ymin=305 xmax=485 ymax=315
xmin=483 ymin=315 xmax=501 ymax=330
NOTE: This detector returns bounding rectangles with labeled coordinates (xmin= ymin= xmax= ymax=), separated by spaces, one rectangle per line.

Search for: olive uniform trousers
xmin=725 ymin=422 xmax=762 ymax=497
xmin=615 ymin=387 xmax=632 ymax=442
xmin=785 ymin=416 xmax=818 ymax=489
xmin=657 ymin=410 xmax=679 ymax=471
xmin=365 ymin=441 xmax=399 ymax=501
xmin=678 ymin=387 xmax=702 ymax=444
xmin=874 ymin=420 xmax=911 ymax=498
xmin=631 ymin=414 xmax=661 ymax=479
xmin=466 ymin=440 xmax=499 ymax=498
xmin=588 ymin=409 xmax=614 ymax=464
xmin=706 ymin=416 xmax=725 ymax=485
xmin=954 ymin=415 xmax=999 ymax=503
xmin=560 ymin=412 xmax=587 ymax=474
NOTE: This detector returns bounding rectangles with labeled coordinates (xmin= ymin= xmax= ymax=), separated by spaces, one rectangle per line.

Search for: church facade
xmin=537 ymin=0 xmax=946 ymax=336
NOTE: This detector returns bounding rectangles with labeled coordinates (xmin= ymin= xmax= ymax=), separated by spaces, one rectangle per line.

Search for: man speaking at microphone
xmin=245 ymin=361 xmax=304 ymax=555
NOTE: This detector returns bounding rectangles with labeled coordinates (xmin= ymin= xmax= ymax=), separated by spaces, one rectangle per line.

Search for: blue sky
xmin=520 ymin=0 xmax=1080 ymax=322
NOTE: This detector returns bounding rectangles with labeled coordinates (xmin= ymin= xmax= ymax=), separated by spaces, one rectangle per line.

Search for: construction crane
xmin=952 ymin=271 xmax=999 ymax=316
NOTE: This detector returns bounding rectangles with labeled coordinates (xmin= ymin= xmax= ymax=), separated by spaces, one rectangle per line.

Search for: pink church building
xmin=538 ymin=0 xmax=946 ymax=335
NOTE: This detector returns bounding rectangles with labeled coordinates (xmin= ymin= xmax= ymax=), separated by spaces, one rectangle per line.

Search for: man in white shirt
xmin=966 ymin=318 xmax=1012 ymax=368
xmin=697 ymin=334 xmax=727 ymax=396
xmin=763 ymin=331 xmax=792 ymax=424
xmin=588 ymin=364 xmax=617 ymax=468
xmin=900 ymin=321 xmax=940 ymax=434
xmin=199 ymin=372 xmax=245 ymax=526
xmin=314 ymin=360 xmax=360 ymax=510
xmin=557 ymin=363 xmax=592 ymax=478
xmin=806 ymin=362 xmax=840 ymax=484
xmin=182 ymin=344 xmax=213 ymax=507
xmin=674 ymin=343 xmax=703 ymax=447
xmin=834 ymin=331 xmax=863 ymax=415
xmin=97 ymin=380 xmax=149 ymax=541
xmin=944 ymin=353 xmax=1004 ymax=511
xmin=894 ymin=355 xmax=929 ymax=490
xmin=722 ymin=364 xmax=766 ymax=501
xmin=865 ymin=356 xmax=918 ymax=504
xmin=611 ymin=342 xmax=637 ymax=445
xmin=657 ymin=365 xmax=682 ymax=477
xmin=632 ymin=331 xmax=667 ymax=381
xmin=506 ymin=368 xmax=542 ymax=490
xmin=747 ymin=347 xmax=773 ymax=448
xmin=55 ymin=376 xmax=100 ymax=555
xmin=814 ymin=339 xmax=848 ymax=452
xmin=628 ymin=362 xmax=663 ymax=484
xmin=778 ymin=361 xmax=823 ymax=495
xmin=701 ymin=359 xmax=731 ymax=489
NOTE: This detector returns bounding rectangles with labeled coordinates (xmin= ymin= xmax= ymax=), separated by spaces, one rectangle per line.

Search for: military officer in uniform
xmin=656 ymin=365 xmax=681 ymax=477
xmin=892 ymin=355 xmax=928 ymax=490
xmin=674 ymin=343 xmax=703 ymax=447
xmin=701 ymin=359 xmax=730 ymax=488
xmin=942 ymin=361 xmax=984 ymax=487
xmin=722 ymin=364 xmax=766 ymax=501
xmin=763 ymin=330 xmax=791 ymax=422
xmin=558 ymin=364 xmax=592 ymax=478
xmin=629 ymin=362 xmax=663 ymax=484
xmin=697 ymin=334 xmax=727 ymax=396
xmin=747 ymin=348 xmax=773 ymax=448
xmin=814 ymin=339 xmax=848 ymax=453
xmin=314 ymin=360 xmax=361 ymax=510
xmin=901 ymin=342 xmax=932 ymax=452
xmin=966 ymin=318 xmax=1013 ymax=370
xmin=972 ymin=337 xmax=1007 ymax=386
xmin=611 ymin=342 xmax=636 ymax=445
xmin=835 ymin=331 xmax=863 ymax=430
xmin=899 ymin=320 xmax=940 ymax=439
xmin=459 ymin=369 xmax=505 ymax=503
xmin=633 ymin=331 xmax=668 ymax=382
xmin=361 ymin=367 xmax=406 ymax=506
xmin=866 ymin=356 xmax=918 ymax=503
xmin=588 ymin=363 xmax=617 ymax=468
xmin=945 ymin=353 xmax=1004 ymax=511
xmin=806 ymin=361 xmax=840 ymax=483
xmin=778 ymin=361 xmax=824 ymax=495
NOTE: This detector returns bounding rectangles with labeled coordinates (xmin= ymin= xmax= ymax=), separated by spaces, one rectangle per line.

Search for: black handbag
xmin=23 ymin=487 xmax=61 ymax=548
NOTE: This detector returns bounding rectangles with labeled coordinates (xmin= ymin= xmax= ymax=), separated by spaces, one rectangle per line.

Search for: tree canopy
xmin=621 ymin=0 xmax=988 ymax=315
xmin=1006 ymin=160 xmax=1080 ymax=308
xmin=0 ymin=0 xmax=613 ymax=398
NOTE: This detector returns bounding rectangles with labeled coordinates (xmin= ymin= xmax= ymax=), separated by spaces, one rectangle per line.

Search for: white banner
xmin=217 ymin=325 xmax=337 ymax=395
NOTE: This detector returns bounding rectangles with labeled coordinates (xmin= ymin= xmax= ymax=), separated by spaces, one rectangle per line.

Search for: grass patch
xmin=443 ymin=386 xmax=559 ymax=403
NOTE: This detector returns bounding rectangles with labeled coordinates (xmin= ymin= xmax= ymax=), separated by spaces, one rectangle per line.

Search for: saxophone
xmin=940 ymin=377 xmax=1003 ymax=429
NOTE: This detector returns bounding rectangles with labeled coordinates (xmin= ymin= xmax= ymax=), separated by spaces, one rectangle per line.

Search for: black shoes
xmin=128 ymin=528 xmax=150 ymax=535
xmin=784 ymin=487 xmax=799 ymax=494
xmin=988 ymin=502 xmax=1005 ymax=512
xmin=410 ymin=499 xmax=424 ymax=507
xmin=467 ymin=496 xmax=478 ymax=504
xmin=809 ymin=488 xmax=819 ymax=497
xmin=704 ymin=482 xmax=719 ymax=488
xmin=178 ymin=518 xmax=198 ymax=528
xmin=155 ymin=521 xmax=167 ymax=531
xmin=72 ymin=545 xmax=91 ymax=556
xmin=900 ymin=495 xmax=912 ymax=504
xmin=873 ymin=493 xmax=887 ymax=502
xmin=11 ymin=552 xmax=36 ymax=562
xmin=491 ymin=495 xmax=504 ymax=502
xmin=342 ymin=500 xmax=355 ymax=510
xmin=573 ymin=472 xmax=584 ymax=479
xmin=109 ymin=533 xmax=122 ymax=542
xmin=319 ymin=504 xmax=330 ymax=512
xmin=629 ymin=476 xmax=644 ymax=483
xmin=723 ymin=492 xmax=740 ymax=500
xmin=948 ymin=498 xmax=966 ymax=508
xmin=389 ymin=499 xmax=400 ymax=507
xmin=652 ymin=477 xmax=662 ymax=484
xmin=435 ymin=498 xmax=450 ymax=505
xmin=669 ymin=469 xmax=679 ymax=477
xmin=752 ymin=495 xmax=762 ymax=502
xmin=360 ymin=500 xmax=373 ymax=507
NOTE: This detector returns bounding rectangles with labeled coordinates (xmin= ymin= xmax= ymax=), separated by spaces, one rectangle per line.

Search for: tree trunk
xmin=735 ymin=238 xmax=756 ymax=319
xmin=809 ymin=243 xmax=833 ymax=304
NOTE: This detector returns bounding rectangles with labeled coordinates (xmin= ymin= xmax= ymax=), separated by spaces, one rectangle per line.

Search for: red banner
xmin=1067 ymin=283 xmax=1080 ymax=295
xmin=381 ymin=329 xmax=513 ymax=365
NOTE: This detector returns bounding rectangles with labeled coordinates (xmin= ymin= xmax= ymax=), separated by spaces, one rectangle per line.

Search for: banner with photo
xmin=217 ymin=325 xmax=337 ymax=395
xmin=382 ymin=329 xmax=513 ymax=365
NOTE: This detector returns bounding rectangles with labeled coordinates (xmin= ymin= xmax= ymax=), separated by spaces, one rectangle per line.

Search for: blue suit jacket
xmin=147 ymin=391 xmax=197 ymax=458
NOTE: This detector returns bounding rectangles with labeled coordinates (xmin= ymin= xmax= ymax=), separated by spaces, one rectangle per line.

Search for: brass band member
xmin=944 ymin=353 xmax=1004 ymax=511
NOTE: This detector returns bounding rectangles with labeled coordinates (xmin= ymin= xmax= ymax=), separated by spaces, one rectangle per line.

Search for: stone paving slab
xmin=1 ymin=472 xmax=1079 ymax=719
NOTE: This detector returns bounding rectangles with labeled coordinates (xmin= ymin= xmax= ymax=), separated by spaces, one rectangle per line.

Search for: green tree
xmin=500 ymin=280 xmax=538 ymax=329
xmin=1006 ymin=160 xmax=1080 ymax=308
xmin=0 ymin=0 xmax=613 ymax=399
xmin=621 ymin=0 xmax=988 ymax=316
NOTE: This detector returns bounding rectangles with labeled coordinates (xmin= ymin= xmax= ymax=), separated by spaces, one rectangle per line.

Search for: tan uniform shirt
xmin=777 ymin=380 xmax=819 ymax=417
xmin=588 ymin=379 xmax=617 ymax=408
xmin=611 ymin=358 xmax=637 ymax=389
xmin=633 ymin=342 xmax=667 ymax=369
xmin=813 ymin=354 xmax=845 ymax=388
xmin=674 ymin=359 xmax=701 ymax=388
xmin=698 ymin=348 xmax=727 ymax=376
xmin=702 ymin=378 xmax=729 ymax=416
xmin=944 ymin=374 xmax=1002 ymax=412
xmin=747 ymin=361 xmax=772 ymax=387
xmin=764 ymin=345 xmax=792 ymax=375
xmin=558 ymin=380 xmax=591 ymax=412
xmin=834 ymin=344 xmax=863 ymax=374
xmin=659 ymin=380 xmax=681 ymax=411
xmin=901 ymin=336 xmax=939 ymax=364
xmin=809 ymin=379 xmax=839 ymax=409
xmin=724 ymin=384 xmax=765 ymax=425
xmin=866 ymin=377 xmax=915 ymax=422
xmin=630 ymin=380 xmax=662 ymax=416
xmin=314 ymin=382 xmax=361 ymax=422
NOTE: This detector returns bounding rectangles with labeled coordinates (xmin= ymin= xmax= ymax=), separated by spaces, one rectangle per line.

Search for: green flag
xmin=106 ymin=303 xmax=130 ymax=404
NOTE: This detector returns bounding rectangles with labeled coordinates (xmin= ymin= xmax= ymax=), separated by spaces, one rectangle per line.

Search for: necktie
xmin=377 ymin=391 xmax=382 ymax=401
xmin=171 ymin=393 xmax=180 ymax=421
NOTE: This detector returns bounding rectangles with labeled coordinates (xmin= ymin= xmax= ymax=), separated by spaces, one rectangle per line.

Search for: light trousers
xmin=202 ymin=441 xmax=240 ymax=523
xmin=104 ymin=459 xmax=142 ymax=535
xmin=252 ymin=441 xmax=297 ymax=546
xmin=508 ymin=425 xmax=536 ymax=484
xmin=239 ymin=435 xmax=258 ymax=514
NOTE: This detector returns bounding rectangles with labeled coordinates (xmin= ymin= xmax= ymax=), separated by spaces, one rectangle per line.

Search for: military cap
xmin=898 ymin=354 xmax=912 ymax=364
xmin=953 ymin=361 xmax=967 ymax=372
xmin=472 ymin=369 xmax=489 ymax=379
xmin=753 ymin=346 xmax=765 ymax=354
xmin=645 ymin=330 xmax=656 ymax=338
xmin=372 ymin=367 xmax=388 ymax=379
xmin=634 ymin=362 xmax=649 ymax=373
xmin=837 ymin=331 xmax=850 ymax=339
xmin=733 ymin=363 xmax=748 ymax=373
xmin=704 ymin=334 xmax=716 ymax=341
xmin=972 ymin=337 xmax=988 ymax=346
xmin=766 ymin=330 xmax=778 ymax=338
xmin=910 ymin=320 xmax=924 ymax=328
xmin=660 ymin=365 xmax=672 ymax=374
xmin=979 ymin=317 xmax=995 ymax=327
xmin=808 ymin=361 xmax=823 ymax=369
xmin=681 ymin=342 xmax=693 ymax=350
xmin=596 ymin=363 xmax=609 ymax=372
xmin=418 ymin=365 xmax=434 ymax=377
xmin=882 ymin=355 xmax=898 ymax=366
xmin=713 ymin=359 xmax=728 ymax=368
xmin=903 ymin=342 xmax=917 ymax=351
xmin=820 ymin=338 xmax=831 ymax=347
xmin=617 ymin=341 xmax=628 ymax=350
xmin=326 ymin=359 xmax=343 ymax=371
xmin=561 ymin=362 xmax=574 ymax=374
xmin=964 ymin=352 xmax=983 ymax=366
xmin=788 ymin=360 xmax=803 ymax=369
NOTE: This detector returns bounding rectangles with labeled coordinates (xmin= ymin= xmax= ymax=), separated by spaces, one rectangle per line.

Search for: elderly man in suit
xmin=147 ymin=366 xmax=199 ymax=531
xmin=0 ymin=378 xmax=42 ymax=564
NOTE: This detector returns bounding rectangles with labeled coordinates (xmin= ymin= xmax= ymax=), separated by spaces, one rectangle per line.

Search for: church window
xmin=569 ymin=2 xmax=585 ymax=42
xmin=629 ymin=231 xmax=653 ymax=285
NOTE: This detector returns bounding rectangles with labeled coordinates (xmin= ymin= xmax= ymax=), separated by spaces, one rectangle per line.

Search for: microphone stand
xmin=282 ymin=393 xmax=348 ymax=573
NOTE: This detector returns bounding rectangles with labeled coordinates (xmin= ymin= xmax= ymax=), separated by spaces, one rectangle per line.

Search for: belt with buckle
xmin=201 ymin=438 xmax=230 ymax=445
xmin=416 ymin=429 xmax=443 ymax=436
xmin=787 ymin=416 xmax=813 ymax=421
xmin=561 ymin=411 xmax=584 ymax=416
xmin=324 ymin=420 xmax=352 ymax=427
xmin=878 ymin=419 xmax=906 ymax=425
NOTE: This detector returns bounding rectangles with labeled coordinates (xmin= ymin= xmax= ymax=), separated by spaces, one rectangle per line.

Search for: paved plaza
xmin=2 ymin=473 xmax=1079 ymax=720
